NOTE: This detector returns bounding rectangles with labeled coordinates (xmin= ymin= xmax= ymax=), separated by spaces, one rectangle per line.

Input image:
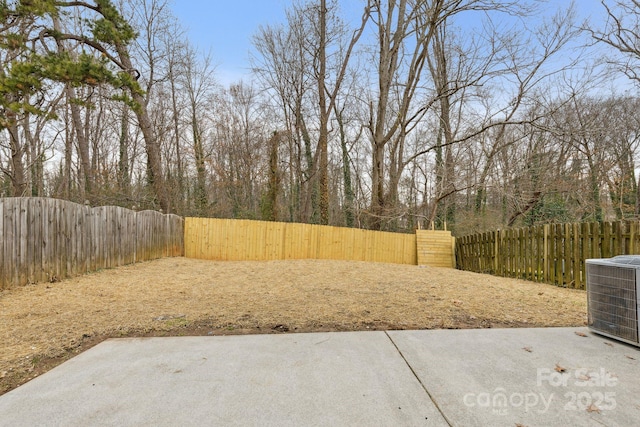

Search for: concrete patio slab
xmin=0 ymin=331 xmax=447 ymax=427
xmin=2 ymin=328 xmax=638 ymax=427
xmin=388 ymin=327 xmax=640 ymax=427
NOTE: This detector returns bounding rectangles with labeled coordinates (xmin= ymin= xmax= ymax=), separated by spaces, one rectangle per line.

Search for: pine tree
xmin=1 ymin=1 xmax=170 ymax=208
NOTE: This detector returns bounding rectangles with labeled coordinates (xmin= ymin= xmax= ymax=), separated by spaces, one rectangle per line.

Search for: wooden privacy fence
xmin=0 ymin=197 xmax=184 ymax=289
xmin=456 ymin=221 xmax=640 ymax=289
xmin=185 ymin=217 xmax=422 ymax=265
xmin=416 ymin=230 xmax=455 ymax=268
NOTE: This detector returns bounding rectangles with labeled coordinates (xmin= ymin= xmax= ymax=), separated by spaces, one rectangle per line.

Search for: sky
xmin=169 ymin=1 xmax=612 ymax=86
xmin=169 ymin=0 xmax=290 ymax=84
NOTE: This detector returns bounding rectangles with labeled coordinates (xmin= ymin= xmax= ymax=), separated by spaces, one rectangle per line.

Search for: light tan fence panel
xmin=416 ymin=230 xmax=455 ymax=268
xmin=184 ymin=218 xmax=426 ymax=266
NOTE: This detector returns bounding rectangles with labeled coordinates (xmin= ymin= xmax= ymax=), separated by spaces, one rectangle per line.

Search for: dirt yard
xmin=0 ymin=257 xmax=587 ymax=395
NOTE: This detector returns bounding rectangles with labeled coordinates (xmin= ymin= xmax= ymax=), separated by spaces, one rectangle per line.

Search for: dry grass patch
xmin=1 ymin=257 xmax=586 ymax=394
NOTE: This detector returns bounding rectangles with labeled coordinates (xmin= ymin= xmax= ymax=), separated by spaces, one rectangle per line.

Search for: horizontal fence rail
xmin=0 ymin=197 xmax=184 ymax=289
xmin=456 ymin=221 xmax=640 ymax=289
xmin=416 ymin=230 xmax=455 ymax=268
xmin=185 ymin=217 xmax=419 ymax=265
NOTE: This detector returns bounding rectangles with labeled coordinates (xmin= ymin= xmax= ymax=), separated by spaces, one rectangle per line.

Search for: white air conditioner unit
xmin=586 ymin=256 xmax=640 ymax=347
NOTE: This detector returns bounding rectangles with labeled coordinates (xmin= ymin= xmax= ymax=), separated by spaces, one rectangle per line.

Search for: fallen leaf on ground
xmin=555 ymin=363 xmax=566 ymax=373
xmin=574 ymin=331 xmax=588 ymax=337
xmin=522 ymin=347 xmax=533 ymax=353
xmin=586 ymin=404 xmax=601 ymax=414
xmin=0 ymin=257 xmax=589 ymax=397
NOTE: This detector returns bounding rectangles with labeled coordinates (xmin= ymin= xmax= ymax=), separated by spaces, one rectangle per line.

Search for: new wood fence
xmin=185 ymin=217 xmax=419 ymax=265
xmin=0 ymin=197 xmax=184 ymax=289
xmin=416 ymin=230 xmax=455 ymax=268
xmin=456 ymin=221 xmax=640 ymax=289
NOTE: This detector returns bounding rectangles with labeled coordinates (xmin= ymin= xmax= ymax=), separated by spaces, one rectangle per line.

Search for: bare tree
xmin=252 ymin=0 xmax=369 ymax=224
xmin=312 ymin=0 xmax=369 ymax=224
xmin=252 ymin=16 xmax=318 ymax=222
xmin=589 ymin=1 xmax=640 ymax=86
xmin=179 ymin=45 xmax=217 ymax=215
xmin=364 ymin=0 xmax=533 ymax=229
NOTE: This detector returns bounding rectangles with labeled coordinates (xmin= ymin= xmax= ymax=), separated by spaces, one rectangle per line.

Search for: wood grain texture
xmin=0 ymin=198 xmax=184 ymax=289
xmin=455 ymin=220 xmax=640 ymax=289
xmin=184 ymin=217 xmax=424 ymax=266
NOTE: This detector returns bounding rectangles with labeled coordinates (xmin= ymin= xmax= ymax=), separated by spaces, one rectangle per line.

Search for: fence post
xmin=454 ymin=219 xmax=640 ymax=289
xmin=572 ymin=223 xmax=581 ymax=289
xmin=493 ymin=230 xmax=498 ymax=274
xmin=543 ymin=224 xmax=549 ymax=283
xmin=548 ymin=224 xmax=555 ymax=285
xmin=535 ymin=225 xmax=543 ymax=282
xmin=602 ymin=222 xmax=611 ymax=257
xmin=562 ymin=223 xmax=570 ymax=287
xmin=612 ymin=221 xmax=622 ymax=256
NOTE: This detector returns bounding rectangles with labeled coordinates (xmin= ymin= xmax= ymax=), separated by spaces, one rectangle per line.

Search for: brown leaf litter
xmin=0 ymin=257 xmax=587 ymax=395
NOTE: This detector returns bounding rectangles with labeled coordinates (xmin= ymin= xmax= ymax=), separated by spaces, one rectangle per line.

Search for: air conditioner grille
xmin=586 ymin=263 xmax=638 ymax=343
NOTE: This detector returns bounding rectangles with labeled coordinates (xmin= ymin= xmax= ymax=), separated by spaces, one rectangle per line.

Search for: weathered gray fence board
xmin=456 ymin=220 xmax=640 ymax=289
xmin=0 ymin=197 xmax=184 ymax=289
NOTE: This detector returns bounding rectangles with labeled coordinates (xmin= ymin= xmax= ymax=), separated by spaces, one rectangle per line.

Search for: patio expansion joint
xmin=384 ymin=331 xmax=453 ymax=427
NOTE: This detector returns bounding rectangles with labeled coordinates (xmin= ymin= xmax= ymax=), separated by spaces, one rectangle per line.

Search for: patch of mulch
xmin=0 ymin=257 xmax=587 ymax=395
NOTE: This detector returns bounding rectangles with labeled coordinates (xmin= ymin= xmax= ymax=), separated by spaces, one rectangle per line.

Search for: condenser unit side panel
xmin=586 ymin=262 xmax=639 ymax=345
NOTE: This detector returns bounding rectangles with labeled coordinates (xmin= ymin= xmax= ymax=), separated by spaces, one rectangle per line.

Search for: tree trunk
xmin=370 ymin=142 xmax=386 ymax=230
xmin=169 ymin=70 xmax=184 ymax=213
xmin=118 ymin=104 xmax=130 ymax=195
xmin=636 ymin=173 xmax=640 ymax=216
xmin=317 ymin=0 xmax=329 ymax=225
xmin=6 ymin=111 xmax=27 ymax=196
xmin=67 ymin=85 xmax=94 ymax=200
xmin=52 ymin=17 xmax=94 ymax=201
xmin=115 ymin=44 xmax=170 ymax=213
xmin=588 ymin=159 xmax=603 ymax=222
xmin=192 ymin=112 xmax=207 ymax=216
xmin=60 ymin=105 xmax=72 ymax=199
xmin=369 ymin=0 xmax=408 ymax=230
xmin=263 ymin=131 xmax=281 ymax=221
xmin=296 ymin=101 xmax=318 ymax=223
xmin=336 ymin=111 xmax=355 ymax=227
